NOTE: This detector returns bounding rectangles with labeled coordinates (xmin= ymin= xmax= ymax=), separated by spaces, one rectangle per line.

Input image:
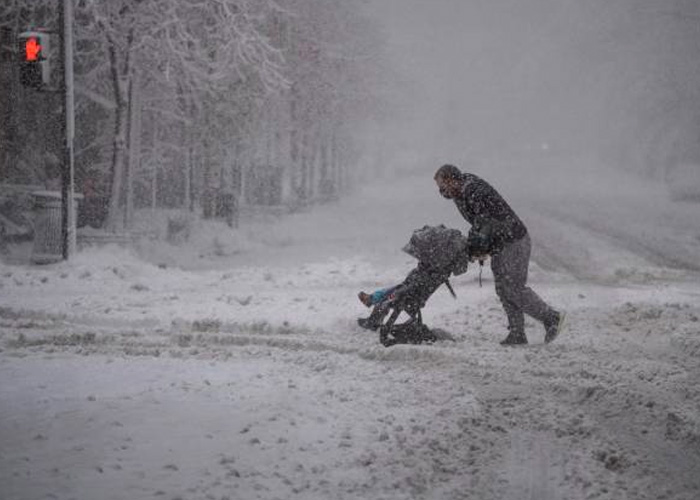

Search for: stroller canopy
xmin=401 ymin=224 xmax=469 ymax=275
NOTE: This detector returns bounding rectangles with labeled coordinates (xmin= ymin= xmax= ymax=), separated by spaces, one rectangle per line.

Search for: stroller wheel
xmin=380 ymin=321 xmax=436 ymax=347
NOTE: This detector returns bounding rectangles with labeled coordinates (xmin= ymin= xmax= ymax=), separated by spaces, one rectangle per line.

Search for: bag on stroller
xmin=358 ymin=225 xmax=470 ymax=347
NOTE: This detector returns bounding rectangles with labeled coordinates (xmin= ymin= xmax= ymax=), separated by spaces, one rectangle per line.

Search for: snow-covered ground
xmin=2 ymin=162 xmax=700 ymax=500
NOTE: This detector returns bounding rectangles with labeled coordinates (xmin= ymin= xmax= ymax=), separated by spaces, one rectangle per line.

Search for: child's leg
xmin=358 ymin=302 xmax=391 ymax=330
xmin=371 ymin=286 xmax=398 ymax=304
xmin=357 ymin=285 xmax=399 ymax=330
xmin=358 ymin=286 xmax=398 ymax=307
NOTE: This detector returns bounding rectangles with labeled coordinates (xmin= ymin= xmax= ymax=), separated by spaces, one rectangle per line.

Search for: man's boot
xmin=544 ymin=311 xmax=566 ymax=344
xmin=500 ymin=313 xmax=527 ymax=346
xmin=500 ymin=331 xmax=528 ymax=346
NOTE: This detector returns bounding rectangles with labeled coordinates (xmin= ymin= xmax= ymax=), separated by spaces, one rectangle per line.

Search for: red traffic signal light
xmin=18 ymin=31 xmax=50 ymax=89
xmin=25 ymin=36 xmax=42 ymax=62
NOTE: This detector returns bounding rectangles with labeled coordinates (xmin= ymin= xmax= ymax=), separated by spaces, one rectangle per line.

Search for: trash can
xmin=31 ymin=190 xmax=80 ymax=264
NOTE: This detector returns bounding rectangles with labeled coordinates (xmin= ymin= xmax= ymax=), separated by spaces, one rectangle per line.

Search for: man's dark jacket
xmin=454 ymin=173 xmax=527 ymax=253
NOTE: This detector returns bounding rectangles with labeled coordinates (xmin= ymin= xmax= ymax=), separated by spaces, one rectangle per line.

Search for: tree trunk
xmin=319 ymin=128 xmax=328 ymax=184
xmin=319 ymin=127 xmax=332 ymax=199
xmin=185 ymin=142 xmax=193 ymax=212
xmin=124 ymin=75 xmax=141 ymax=229
xmin=289 ymin=95 xmax=301 ymax=199
xmin=105 ymin=82 xmax=127 ymax=231
xmin=308 ymin=126 xmax=320 ymax=200
xmin=150 ymin=114 xmax=158 ymax=211
xmin=151 ymin=164 xmax=157 ymax=211
xmin=0 ymin=27 xmax=19 ymax=181
xmin=300 ymin=127 xmax=309 ymax=201
xmin=331 ymin=125 xmax=340 ymax=194
xmin=264 ymin=101 xmax=273 ymax=167
xmin=104 ymin=30 xmax=133 ymax=232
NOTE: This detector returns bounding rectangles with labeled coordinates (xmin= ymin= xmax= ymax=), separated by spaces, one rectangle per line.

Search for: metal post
xmin=60 ymin=0 xmax=75 ymax=259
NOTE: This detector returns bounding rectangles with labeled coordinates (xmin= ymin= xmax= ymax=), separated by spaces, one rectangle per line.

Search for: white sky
xmin=367 ymin=0 xmax=591 ymax=156
xmin=364 ymin=0 xmax=700 ymax=169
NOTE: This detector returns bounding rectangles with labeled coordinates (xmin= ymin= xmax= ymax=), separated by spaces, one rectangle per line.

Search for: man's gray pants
xmin=491 ymin=234 xmax=556 ymax=337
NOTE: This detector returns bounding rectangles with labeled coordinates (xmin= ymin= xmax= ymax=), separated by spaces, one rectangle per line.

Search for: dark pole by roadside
xmin=60 ymin=0 xmax=75 ymax=260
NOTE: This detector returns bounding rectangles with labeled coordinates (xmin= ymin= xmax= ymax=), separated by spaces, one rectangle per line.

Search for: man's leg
xmin=492 ymin=235 xmax=557 ymax=344
xmin=492 ymin=247 xmax=527 ymax=344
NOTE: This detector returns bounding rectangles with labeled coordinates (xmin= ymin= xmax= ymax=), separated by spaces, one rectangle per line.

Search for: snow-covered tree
xmin=268 ymin=0 xmax=386 ymax=203
xmin=78 ymin=0 xmax=285 ymax=230
xmin=1 ymin=0 xmax=389 ymax=226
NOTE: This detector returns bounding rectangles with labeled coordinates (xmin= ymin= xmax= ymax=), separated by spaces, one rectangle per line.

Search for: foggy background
xmin=2 ymin=0 xmax=700 ymax=239
xmin=368 ymin=0 xmax=700 ymax=180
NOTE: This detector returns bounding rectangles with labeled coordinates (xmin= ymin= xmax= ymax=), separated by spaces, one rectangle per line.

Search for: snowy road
xmin=2 ymin=165 xmax=700 ymax=500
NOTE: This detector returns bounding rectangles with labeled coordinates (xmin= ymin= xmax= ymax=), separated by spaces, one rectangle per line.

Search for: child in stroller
xmin=357 ymin=225 xmax=471 ymax=347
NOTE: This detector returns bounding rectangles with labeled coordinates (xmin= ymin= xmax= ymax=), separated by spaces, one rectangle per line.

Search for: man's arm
xmin=464 ymin=181 xmax=525 ymax=252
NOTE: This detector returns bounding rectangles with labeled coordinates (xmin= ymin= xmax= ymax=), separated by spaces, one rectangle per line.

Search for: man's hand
xmin=469 ymin=252 xmax=489 ymax=263
xmin=467 ymin=223 xmax=494 ymax=258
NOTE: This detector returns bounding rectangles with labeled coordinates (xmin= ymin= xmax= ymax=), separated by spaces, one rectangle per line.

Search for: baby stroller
xmin=358 ymin=225 xmax=471 ymax=347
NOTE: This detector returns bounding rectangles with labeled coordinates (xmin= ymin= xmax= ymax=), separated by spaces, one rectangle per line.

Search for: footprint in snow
xmin=235 ymin=296 xmax=253 ymax=306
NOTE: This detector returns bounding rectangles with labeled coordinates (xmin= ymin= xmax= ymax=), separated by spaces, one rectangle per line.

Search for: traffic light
xmin=18 ymin=31 xmax=50 ymax=89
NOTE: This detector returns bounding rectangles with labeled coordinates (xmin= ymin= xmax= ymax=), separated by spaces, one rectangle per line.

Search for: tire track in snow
xmin=501 ymin=433 xmax=566 ymax=500
xmin=531 ymin=204 xmax=700 ymax=274
xmin=3 ymin=302 xmax=700 ymax=499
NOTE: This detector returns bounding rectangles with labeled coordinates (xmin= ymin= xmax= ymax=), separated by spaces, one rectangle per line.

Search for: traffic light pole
xmin=59 ymin=0 xmax=75 ymax=260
